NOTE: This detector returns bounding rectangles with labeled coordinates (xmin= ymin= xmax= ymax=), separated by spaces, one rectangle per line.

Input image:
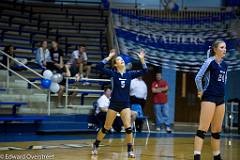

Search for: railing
xmin=64 ymin=77 xmax=111 ymax=108
xmin=1 ymin=0 xmax=102 ymax=7
xmin=0 ymin=50 xmax=43 ymax=89
xmin=112 ymin=8 xmax=237 ymax=23
xmin=0 ymin=50 xmax=53 ymax=115
xmin=110 ymin=1 xmax=230 ymax=11
xmin=225 ymin=102 xmax=239 ymax=131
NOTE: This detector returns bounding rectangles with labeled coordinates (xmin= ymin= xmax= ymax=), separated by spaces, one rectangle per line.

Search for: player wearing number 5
xmin=194 ymin=40 xmax=228 ymax=160
xmin=92 ymin=49 xmax=147 ymax=158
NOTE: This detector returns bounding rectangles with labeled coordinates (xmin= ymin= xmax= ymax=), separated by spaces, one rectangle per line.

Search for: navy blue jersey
xmin=195 ymin=56 xmax=228 ymax=97
xmin=97 ymin=59 xmax=148 ymax=105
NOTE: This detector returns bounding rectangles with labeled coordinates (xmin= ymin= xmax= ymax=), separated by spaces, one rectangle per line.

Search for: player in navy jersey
xmin=194 ymin=40 xmax=228 ymax=160
xmin=92 ymin=49 xmax=147 ymax=158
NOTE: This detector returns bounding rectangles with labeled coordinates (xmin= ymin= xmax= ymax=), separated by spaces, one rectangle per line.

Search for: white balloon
xmin=50 ymin=82 xmax=60 ymax=93
xmin=56 ymin=73 xmax=63 ymax=83
xmin=43 ymin=70 xmax=53 ymax=80
xmin=51 ymin=74 xmax=59 ymax=83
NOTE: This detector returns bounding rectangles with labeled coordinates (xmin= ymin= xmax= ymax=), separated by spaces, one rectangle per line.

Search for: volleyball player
xmin=194 ymin=40 xmax=228 ymax=160
xmin=92 ymin=49 xmax=147 ymax=158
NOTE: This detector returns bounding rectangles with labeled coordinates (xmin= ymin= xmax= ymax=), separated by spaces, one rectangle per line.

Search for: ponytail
xmin=207 ymin=46 xmax=211 ymax=58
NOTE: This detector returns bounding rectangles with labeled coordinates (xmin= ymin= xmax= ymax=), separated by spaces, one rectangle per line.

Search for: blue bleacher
xmin=0 ymin=102 xmax=28 ymax=116
xmin=0 ymin=116 xmax=48 ymax=122
xmin=0 ymin=101 xmax=48 ymax=133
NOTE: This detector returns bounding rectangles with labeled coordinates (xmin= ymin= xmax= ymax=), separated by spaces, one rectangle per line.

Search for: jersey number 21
xmin=218 ymin=73 xmax=225 ymax=83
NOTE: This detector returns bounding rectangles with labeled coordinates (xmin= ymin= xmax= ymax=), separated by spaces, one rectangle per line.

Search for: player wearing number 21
xmin=194 ymin=40 xmax=228 ymax=160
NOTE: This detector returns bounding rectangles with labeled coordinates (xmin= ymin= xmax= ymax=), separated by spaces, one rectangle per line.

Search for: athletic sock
xmin=213 ymin=151 xmax=220 ymax=156
xmin=194 ymin=154 xmax=201 ymax=160
xmin=194 ymin=151 xmax=201 ymax=160
xmin=94 ymin=140 xmax=101 ymax=148
xmin=194 ymin=151 xmax=201 ymax=155
xmin=127 ymin=143 xmax=133 ymax=152
xmin=213 ymin=154 xmax=222 ymax=160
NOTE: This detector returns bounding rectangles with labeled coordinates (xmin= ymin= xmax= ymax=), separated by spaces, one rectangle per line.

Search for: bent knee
xmin=198 ymin=126 xmax=208 ymax=132
xmin=211 ymin=128 xmax=222 ymax=133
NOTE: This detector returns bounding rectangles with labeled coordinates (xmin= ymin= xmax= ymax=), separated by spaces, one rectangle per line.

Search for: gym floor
xmin=0 ymin=132 xmax=239 ymax=160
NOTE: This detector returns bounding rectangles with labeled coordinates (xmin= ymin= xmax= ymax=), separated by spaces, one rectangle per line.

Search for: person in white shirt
xmin=130 ymin=76 xmax=147 ymax=132
xmin=95 ymin=87 xmax=112 ymax=128
xmin=35 ymin=40 xmax=51 ymax=68
xmin=130 ymin=76 xmax=147 ymax=101
xmin=67 ymin=44 xmax=91 ymax=80
xmin=96 ymin=88 xmax=111 ymax=114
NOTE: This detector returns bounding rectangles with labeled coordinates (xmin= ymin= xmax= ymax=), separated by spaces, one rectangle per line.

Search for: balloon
xmin=41 ymin=79 xmax=51 ymax=89
xmin=50 ymin=82 xmax=60 ymax=93
xmin=121 ymin=54 xmax=131 ymax=64
xmin=56 ymin=73 xmax=63 ymax=83
xmin=51 ymin=74 xmax=59 ymax=83
xmin=43 ymin=70 xmax=53 ymax=80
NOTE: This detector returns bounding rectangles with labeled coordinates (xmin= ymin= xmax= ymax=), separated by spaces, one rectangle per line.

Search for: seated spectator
xmin=67 ymin=44 xmax=91 ymax=80
xmin=1 ymin=45 xmax=15 ymax=67
xmin=54 ymin=65 xmax=71 ymax=108
xmin=130 ymin=76 xmax=147 ymax=132
xmin=1 ymin=45 xmax=27 ymax=68
xmin=35 ymin=40 xmax=51 ymax=69
xmin=47 ymin=40 xmax=64 ymax=72
xmin=95 ymin=87 xmax=112 ymax=128
xmin=47 ymin=41 xmax=68 ymax=108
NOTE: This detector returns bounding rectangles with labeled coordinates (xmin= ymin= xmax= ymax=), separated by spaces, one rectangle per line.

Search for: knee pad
xmin=101 ymin=127 xmax=109 ymax=134
xmin=196 ymin=130 xmax=206 ymax=139
xmin=211 ymin=132 xmax=220 ymax=139
xmin=125 ymin=127 xmax=132 ymax=134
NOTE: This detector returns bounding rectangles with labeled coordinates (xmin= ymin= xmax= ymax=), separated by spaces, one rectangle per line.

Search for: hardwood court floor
xmin=0 ymin=133 xmax=239 ymax=160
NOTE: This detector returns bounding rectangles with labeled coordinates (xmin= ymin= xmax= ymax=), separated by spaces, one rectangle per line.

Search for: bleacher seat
xmin=0 ymin=0 xmax=108 ymax=62
xmin=0 ymin=102 xmax=28 ymax=116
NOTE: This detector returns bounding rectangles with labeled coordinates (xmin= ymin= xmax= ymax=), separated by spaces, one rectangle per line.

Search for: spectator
xmin=55 ymin=66 xmax=71 ymax=108
xmin=48 ymin=41 xmax=68 ymax=108
xmin=151 ymin=72 xmax=172 ymax=133
xmin=68 ymin=44 xmax=91 ymax=80
xmin=95 ymin=87 xmax=112 ymax=128
xmin=35 ymin=40 xmax=71 ymax=108
xmin=1 ymin=45 xmax=27 ymax=68
xmin=48 ymin=40 xmax=64 ymax=72
xmin=54 ymin=64 xmax=79 ymax=108
xmin=2 ymin=45 xmax=15 ymax=67
xmin=95 ymin=87 xmax=121 ymax=132
xmin=130 ymin=76 xmax=147 ymax=132
xmin=35 ymin=40 xmax=51 ymax=68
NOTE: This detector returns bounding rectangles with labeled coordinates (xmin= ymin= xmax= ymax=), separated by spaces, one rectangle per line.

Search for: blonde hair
xmin=207 ymin=39 xmax=225 ymax=58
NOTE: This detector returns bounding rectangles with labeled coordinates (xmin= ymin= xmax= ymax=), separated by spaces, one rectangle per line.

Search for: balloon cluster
xmin=40 ymin=70 xmax=63 ymax=93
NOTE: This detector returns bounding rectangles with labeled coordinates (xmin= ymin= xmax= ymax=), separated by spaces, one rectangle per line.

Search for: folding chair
xmin=131 ymin=104 xmax=150 ymax=133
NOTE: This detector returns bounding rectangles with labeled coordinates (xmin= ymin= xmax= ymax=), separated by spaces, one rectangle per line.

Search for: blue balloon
xmin=120 ymin=54 xmax=131 ymax=64
xmin=41 ymin=79 xmax=51 ymax=89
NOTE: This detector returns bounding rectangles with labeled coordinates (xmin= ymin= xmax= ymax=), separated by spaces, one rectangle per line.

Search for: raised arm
xmin=129 ymin=49 xmax=148 ymax=79
xmin=96 ymin=49 xmax=116 ymax=77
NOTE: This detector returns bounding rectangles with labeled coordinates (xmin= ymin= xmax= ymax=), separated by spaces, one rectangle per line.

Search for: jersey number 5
xmin=121 ymin=81 xmax=126 ymax=88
